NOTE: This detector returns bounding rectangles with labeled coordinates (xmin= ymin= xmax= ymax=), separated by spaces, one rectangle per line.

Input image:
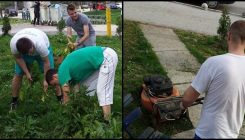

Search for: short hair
xmin=67 ymin=4 xmax=76 ymax=11
xmin=16 ymin=37 xmax=32 ymax=54
xmin=229 ymin=20 xmax=245 ymax=44
xmin=46 ymin=69 xmax=57 ymax=85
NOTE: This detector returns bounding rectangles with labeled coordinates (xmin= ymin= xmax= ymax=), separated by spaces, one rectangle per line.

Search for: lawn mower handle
xmin=191 ymin=97 xmax=204 ymax=106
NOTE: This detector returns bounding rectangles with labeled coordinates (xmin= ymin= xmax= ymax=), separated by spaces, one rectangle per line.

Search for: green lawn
xmin=0 ymin=33 xmax=122 ymax=138
xmin=0 ymin=18 xmax=30 ymax=25
xmin=84 ymin=9 xmax=121 ymax=24
xmin=174 ymin=29 xmax=227 ymax=64
xmin=123 ymin=20 xmax=193 ymax=138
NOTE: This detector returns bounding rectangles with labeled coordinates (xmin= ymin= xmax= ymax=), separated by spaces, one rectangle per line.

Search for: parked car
xmin=110 ymin=3 xmax=118 ymax=9
xmin=96 ymin=3 xmax=106 ymax=10
xmin=4 ymin=7 xmax=18 ymax=17
xmin=206 ymin=1 xmax=236 ymax=9
xmin=116 ymin=3 xmax=122 ymax=9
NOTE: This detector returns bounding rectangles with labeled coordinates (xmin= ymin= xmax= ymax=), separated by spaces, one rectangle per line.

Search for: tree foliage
xmin=217 ymin=8 xmax=231 ymax=51
xmin=217 ymin=8 xmax=231 ymax=41
xmin=2 ymin=16 xmax=11 ymax=36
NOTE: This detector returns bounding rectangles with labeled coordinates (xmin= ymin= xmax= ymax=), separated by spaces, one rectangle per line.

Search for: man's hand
xmin=26 ymin=73 xmax=33 ymax=82
xmin=61 ymin=84 xmax=70 ymax=104
xmin=62 ymin=93 xmax=69 ymax=104
xmin=67 ymin=35 xmax=72 ymax=40
xmin=180 ymin=101 xmax=186 ymax=110
xmin=73 ymin=42 xmax=79 ymax=48
xmin=43 ymin=80 xmax=48 ymax=92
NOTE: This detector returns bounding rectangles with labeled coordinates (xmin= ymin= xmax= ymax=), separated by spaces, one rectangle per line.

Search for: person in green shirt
xmin=45 ymin=46 xmax=118 ymax=121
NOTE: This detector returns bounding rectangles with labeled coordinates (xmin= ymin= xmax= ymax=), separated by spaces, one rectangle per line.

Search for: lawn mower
xmin=140 ymin=75 xmax=204 ymax=126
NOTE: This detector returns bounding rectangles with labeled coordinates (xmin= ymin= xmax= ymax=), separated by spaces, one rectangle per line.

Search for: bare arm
xmin=42 ymin=56 xmax=50 ymax=77
xmin=62 ymin=84 xmax=70 ymax=104
xmin=181 ymin=86 xmax=200 ymax=109
xmin=42 ymin=56 xmax=50 ymax=92
xmin=14 ymin=54 xmax=32 ymax=80
xmin=77 ymin=24 xmax=89 ymax=44
xmin=67 ymin=26 xmax=73 ymax=38
xmin=55 ymin=85 xmax=62 ymax=96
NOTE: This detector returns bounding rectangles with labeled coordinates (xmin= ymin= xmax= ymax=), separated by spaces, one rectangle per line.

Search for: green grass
xmin=174 ymin=29 xmax=227 ymax=64
xmin=84 ymin=9 xmax=121 ymax=24
xmin=123 ymin=20 xmax=193 ymax=138
xmin=0 ymin=34 xmax=122 ymax=138
xmin=0 ymin=18 xmax=30 ymax=25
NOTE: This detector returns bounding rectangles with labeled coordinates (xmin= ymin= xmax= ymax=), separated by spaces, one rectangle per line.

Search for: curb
xmin=173 ymin=1 xmax=243 ymax=18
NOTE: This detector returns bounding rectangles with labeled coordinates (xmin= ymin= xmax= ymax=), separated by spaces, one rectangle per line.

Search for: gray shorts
xmin=76 ymin=35 xmax=96 ymax=49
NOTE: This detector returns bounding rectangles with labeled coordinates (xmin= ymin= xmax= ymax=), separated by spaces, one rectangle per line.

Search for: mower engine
xmin=141 ymin=75 xmax=204 ymax=124
xmin=143 ymin=75 xmax=173 ymax=97
xmin=141 ymin=75 xmax=183 ymax=123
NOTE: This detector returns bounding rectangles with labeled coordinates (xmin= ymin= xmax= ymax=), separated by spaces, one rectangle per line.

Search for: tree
xmin=217 ymin=8 xmax=231 ymax=51
xmin=56 ymin=17 xmax=66 ymax=33
xmin=217 ymin=8 xmax=231 ymax=41
xmin=2 ymin=16 xmax=11 ymax=36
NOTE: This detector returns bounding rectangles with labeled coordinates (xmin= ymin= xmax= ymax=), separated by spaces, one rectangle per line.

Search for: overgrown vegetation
xmin=56 ymin=18 xmax=66 ymax=33
xmin=217 ymin=8 xmax=231 ymax=51
xmin=84 ymin=9 xmax=121 ymax=24
xmin=2 ymin=16 xmax=11 ymax=36
xmin=174 ymin=29 xmax=227 ymax=64
xmin=174 ymin=8 xmax=232 ymax=64
xmin=0 ymin=18 xmax=30 ymax=25
xmin=123 ymin=20 xmax=193 ymax=138
xmin=0 ymin=34 xmax=122 ymax=138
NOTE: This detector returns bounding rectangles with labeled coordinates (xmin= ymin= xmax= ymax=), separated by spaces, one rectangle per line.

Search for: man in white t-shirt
xmin=180 ymin=20 xmax=245 ymax=138
xmin=10 ymin=28 xmax=62 ymax=110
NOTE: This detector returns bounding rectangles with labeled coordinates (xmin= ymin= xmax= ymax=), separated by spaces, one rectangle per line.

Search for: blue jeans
xmin=194 ymin=133 xmax=201 ymax=139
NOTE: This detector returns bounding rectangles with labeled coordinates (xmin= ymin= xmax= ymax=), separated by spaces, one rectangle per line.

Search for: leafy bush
xmin=217 ymin=8 xmax=231 ymax=51
xmin=0 ymin=35 xmax=122 ymax=139
xmin=56 ymin=18 xmax=66 ymax=33
xmin=2 ymin=16 xmax=11 ymax=36
xmin=217 ymin=8 xmax=231 ymax=43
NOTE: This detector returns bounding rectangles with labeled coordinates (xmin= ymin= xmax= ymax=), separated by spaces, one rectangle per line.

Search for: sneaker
xmin=10 ymin=102 xmax=18 ymax=111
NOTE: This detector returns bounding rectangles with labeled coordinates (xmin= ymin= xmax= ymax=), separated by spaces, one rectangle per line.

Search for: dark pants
xmin=194 ymin=133 xmax=201 ymax=139
xmin=33 ymin=12 xmax=40 ymax=25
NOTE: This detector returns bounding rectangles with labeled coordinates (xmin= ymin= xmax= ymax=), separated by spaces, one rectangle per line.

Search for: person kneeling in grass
xmin=45 ymin=46 xmax=118 ymax=121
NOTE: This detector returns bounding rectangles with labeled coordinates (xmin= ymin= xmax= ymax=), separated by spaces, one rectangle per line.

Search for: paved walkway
xmin=139 ymin=23 xmax=245 ymax=139
xmin=0 ymin=23 xmax=118 ymax=36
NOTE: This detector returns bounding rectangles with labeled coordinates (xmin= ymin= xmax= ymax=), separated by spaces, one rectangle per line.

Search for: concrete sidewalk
xmin=0 ymin=23 xmax=118 ymax=36
xmin=124 ymin=1 xmax=245 ymax=36
xmin=139 ymin=23 xmax=245 ymax=139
